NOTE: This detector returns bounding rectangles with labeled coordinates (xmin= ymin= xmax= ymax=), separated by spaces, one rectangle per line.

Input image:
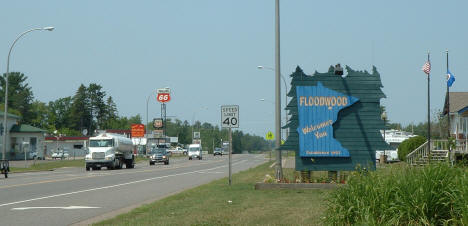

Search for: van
xmin=188 ymin=144 xmax=202 ymax=160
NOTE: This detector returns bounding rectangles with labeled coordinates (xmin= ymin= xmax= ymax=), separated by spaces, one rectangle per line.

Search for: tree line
xmin=1 ymin=72 xmax=142 ymax=136
xmin=161 ymin=119 xmax=273 ymax=153
xmin=1 ymin=72 xmax=272 ymax=153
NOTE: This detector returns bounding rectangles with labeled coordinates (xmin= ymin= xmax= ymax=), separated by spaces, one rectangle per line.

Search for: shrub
xmin=398 ymin=135 xmax=426 ymax=161
xmin=325 ymin=163 xmax=468 ymax=225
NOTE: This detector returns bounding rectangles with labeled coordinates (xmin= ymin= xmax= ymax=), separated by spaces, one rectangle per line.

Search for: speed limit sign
xmin=156 ymin=88 xmax=171 ymax=103
xmin=221 ymin=105 xmax=239 ymax=128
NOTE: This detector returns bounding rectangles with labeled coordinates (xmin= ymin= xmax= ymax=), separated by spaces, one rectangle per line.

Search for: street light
xmin=381 ymin=111 xmax=387 ymax=164
xmin=257 ymin=65 xmax=289 ymax=138
xmin=2 ymin=27 xmax=54 ymax=163
xmin=146 ymin=90 xmax=156 ymax=135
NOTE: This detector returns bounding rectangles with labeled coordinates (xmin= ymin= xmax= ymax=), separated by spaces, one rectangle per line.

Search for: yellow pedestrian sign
xmin=266 ymin=131 xmax=274 ymax=140
xmin=281 ymin=139 xmax=285 ymax=145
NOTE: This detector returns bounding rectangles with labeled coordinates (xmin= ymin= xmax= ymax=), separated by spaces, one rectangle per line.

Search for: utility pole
xmin=274 ymin=0 xmax=283 ymax=180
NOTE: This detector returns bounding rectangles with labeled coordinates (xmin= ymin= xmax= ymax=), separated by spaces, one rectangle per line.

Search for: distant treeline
xmin=1 ymin=72 xmax=272 ymax=153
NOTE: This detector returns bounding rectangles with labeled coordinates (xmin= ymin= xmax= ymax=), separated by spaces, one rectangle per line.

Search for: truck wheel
xmin=86 ymin=167 xmax=90 ymax=171
xmin=189 ymin=157 xmax=192 ymax=160
xmin=150 ymin=162 xmax=154 ymax=165
xmin=117 ymin=159 xmax=123 ymax=169
xmin=127 ymin=158 xmax=135 ymax=168
xmin=96 ymin=167 xmax=101 ymax=170
xmin=164 ymin=161 xmax=169 ymax=165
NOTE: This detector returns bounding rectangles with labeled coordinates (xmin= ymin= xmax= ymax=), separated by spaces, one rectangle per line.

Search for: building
xmin=0 ymin=112 xmax=47 ymax=160
xmin=44 ymin=136 xmax=89 ymax=158
xmin=376 ymin=129 xmax=416 ymax=162
xmin=443 ymin=92 xmax=468 ymax=139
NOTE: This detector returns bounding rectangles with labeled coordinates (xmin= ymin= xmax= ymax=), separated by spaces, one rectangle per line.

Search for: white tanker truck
xmin=85 ymin=133 xmax=135 ymax=171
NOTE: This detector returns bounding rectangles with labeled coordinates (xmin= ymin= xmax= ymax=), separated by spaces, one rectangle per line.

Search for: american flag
xmin=422 ymin=61 xmax=431 ymax=75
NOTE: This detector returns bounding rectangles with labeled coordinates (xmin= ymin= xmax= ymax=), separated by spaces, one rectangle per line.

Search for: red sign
xmin=131 ymin=124 xmax=145 ymax=137
xmin=157 ymin=93 xmax=171 ymax=103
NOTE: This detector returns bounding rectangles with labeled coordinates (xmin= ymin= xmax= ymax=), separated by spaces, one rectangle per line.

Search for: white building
xmin=377 ymin=129 xmax=416 ymax=162
xmin=0 ymin=112 xmax=47 ymax=160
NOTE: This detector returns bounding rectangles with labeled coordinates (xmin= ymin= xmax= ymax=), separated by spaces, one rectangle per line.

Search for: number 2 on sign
xmin=223 ymin=117 xmax=237 ymax=126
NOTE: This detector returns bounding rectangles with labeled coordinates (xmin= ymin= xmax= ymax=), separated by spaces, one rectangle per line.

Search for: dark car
xmin=149 ymin=148 xmax=170 ymax=165
xmin=214 ymin=147 xmax=223 ymax=156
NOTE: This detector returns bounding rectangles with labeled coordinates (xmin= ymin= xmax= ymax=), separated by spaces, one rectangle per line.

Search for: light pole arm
xmin=3 ymin=27 xmax=53 ymax=161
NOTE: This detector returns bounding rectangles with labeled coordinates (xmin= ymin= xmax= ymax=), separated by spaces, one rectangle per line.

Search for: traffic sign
xmin=131 ymin=124 xmax=145 ymax=138
xmin=266 ymin=131 xmax=274 ymax=140
xmin=153 ymin=118 xmax=163 ymax=129
xmin=221 ymin=105 xmax=239 ymax=128
xmin=193 ymin=132 xmax=200 ymax=139
xmin=157 ymin=88 xmax=171 ymax=103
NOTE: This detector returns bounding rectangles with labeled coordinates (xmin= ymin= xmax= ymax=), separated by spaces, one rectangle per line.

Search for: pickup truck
xmin=149 ymin=147 xmax=170 ymax=165
xmin=168 ymin=146 xmax=187 ymax=155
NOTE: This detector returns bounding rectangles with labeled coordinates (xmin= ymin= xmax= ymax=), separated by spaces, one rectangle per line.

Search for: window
xmin=89 ymin=139 xmax=114 ymax=147
xmin=73 ymin=144 xmax=83 ymax=149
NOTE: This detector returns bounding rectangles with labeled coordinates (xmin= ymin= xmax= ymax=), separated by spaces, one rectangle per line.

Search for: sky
xmin=1 ymin=0 xmax=467 ymax=137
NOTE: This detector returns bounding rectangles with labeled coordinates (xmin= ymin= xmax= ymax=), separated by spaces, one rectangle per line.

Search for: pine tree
xmin=70 ymin=84 xmax=92 ymax=133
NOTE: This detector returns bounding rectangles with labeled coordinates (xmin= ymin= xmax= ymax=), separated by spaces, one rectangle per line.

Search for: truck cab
xmin=188 ymin=144 xmax=202 ymax=160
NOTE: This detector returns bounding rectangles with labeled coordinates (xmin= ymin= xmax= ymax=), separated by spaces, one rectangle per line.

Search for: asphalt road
xmin=0 ymin=154 xmax=266 ymax=226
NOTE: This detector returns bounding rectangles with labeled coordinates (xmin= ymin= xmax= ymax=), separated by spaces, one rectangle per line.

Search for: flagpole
xmin=446 ymin=49 xmax=451 ymax=164
xmin=427 ymin=52 xmax=431 ymax=163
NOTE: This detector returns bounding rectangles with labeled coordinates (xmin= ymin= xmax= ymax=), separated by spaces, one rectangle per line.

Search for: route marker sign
xmin=156 ymin=88 xmax=171 ymax=103
xmin=266 ymin=131 xmax=274 ymax=140
xmin=221 ymin=105 xmax=239 ymax=128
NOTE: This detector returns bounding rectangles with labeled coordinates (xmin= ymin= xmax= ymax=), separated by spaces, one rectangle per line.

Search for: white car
xmin=52 ymin=151 xmax=69 ymax=159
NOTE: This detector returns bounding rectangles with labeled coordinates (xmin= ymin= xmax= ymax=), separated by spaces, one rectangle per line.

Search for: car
xmin=28 ymin=151 xmax=38 ymax=159
xmin=149 ymin=147 xmax=170 ymax=165
xmin=52 ymin=150 xmax=69 ymax=159
xmin=214 ymin=147 xmax=223 ymax=156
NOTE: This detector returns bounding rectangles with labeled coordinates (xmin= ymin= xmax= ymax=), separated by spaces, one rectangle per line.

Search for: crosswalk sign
xmin=265 ymin=131 xmax=274 ymax=140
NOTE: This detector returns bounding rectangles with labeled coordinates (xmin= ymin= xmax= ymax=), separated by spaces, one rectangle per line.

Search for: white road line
xmin=12 ymin=206 xmax=100 ymax=210
xmin=0 ymin=159 xmax=249 ymax=208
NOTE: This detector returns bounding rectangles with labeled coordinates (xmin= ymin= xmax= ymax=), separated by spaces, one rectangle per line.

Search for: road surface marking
xmin=12 ymin=206 xmax=100 ymax=210
xmin=0 ymin=160 xmax=249 ymax=208
xmin=0 ymin=158 xmax=233 ymax=189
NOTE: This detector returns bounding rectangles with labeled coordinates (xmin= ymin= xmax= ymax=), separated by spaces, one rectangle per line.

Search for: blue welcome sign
xmin=296 ymin=82 xmax=359 ymax=157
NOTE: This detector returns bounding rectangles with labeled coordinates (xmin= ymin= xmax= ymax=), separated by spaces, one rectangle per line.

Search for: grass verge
xmin=94 ymin=161 xmax=330 ymax=226
xmin=10 ymin=159 xmax=85 ymax=173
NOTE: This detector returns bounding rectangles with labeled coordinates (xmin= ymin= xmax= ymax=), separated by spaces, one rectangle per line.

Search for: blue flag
xmin=447 ymin=70 xmax=455 ymax=87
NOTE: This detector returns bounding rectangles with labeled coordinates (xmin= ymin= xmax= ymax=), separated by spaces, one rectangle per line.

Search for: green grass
xmin=10 ymin=159 xmax=85 ymax=173
xmin=94 ymin=162 xmax=330 ymax=226
xmin=326 ymin=163 xmax=468 ymax=225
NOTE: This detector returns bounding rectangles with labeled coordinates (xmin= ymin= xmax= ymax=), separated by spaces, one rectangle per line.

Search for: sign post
xmin=221 ymin=105 xmax=239 ymax=186
xmin=157 ymin=88 xmax=171 ymax=142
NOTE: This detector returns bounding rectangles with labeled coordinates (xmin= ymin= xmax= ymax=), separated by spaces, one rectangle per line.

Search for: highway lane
xmin=0 ymin=154 xmax=266 ymax=226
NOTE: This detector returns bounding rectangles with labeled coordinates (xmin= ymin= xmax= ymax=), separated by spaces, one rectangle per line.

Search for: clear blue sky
xmin=1 ymin=0 xmax=467 ymax=137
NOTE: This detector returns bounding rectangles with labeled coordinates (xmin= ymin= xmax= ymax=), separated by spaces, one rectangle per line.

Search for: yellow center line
xmin=0 ymin=158 xmax=227 ymax=190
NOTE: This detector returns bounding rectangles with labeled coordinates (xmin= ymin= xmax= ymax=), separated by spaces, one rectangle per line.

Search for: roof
xmin=10 ymin=124 xmax=46 ymax=133
xmin=443 ymin=92 xmax=468 ymax=114
xmin=0 ymin=112 xmax=21 ymax=119
xmin=45 ymin=136 xmax=89 ymax=141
